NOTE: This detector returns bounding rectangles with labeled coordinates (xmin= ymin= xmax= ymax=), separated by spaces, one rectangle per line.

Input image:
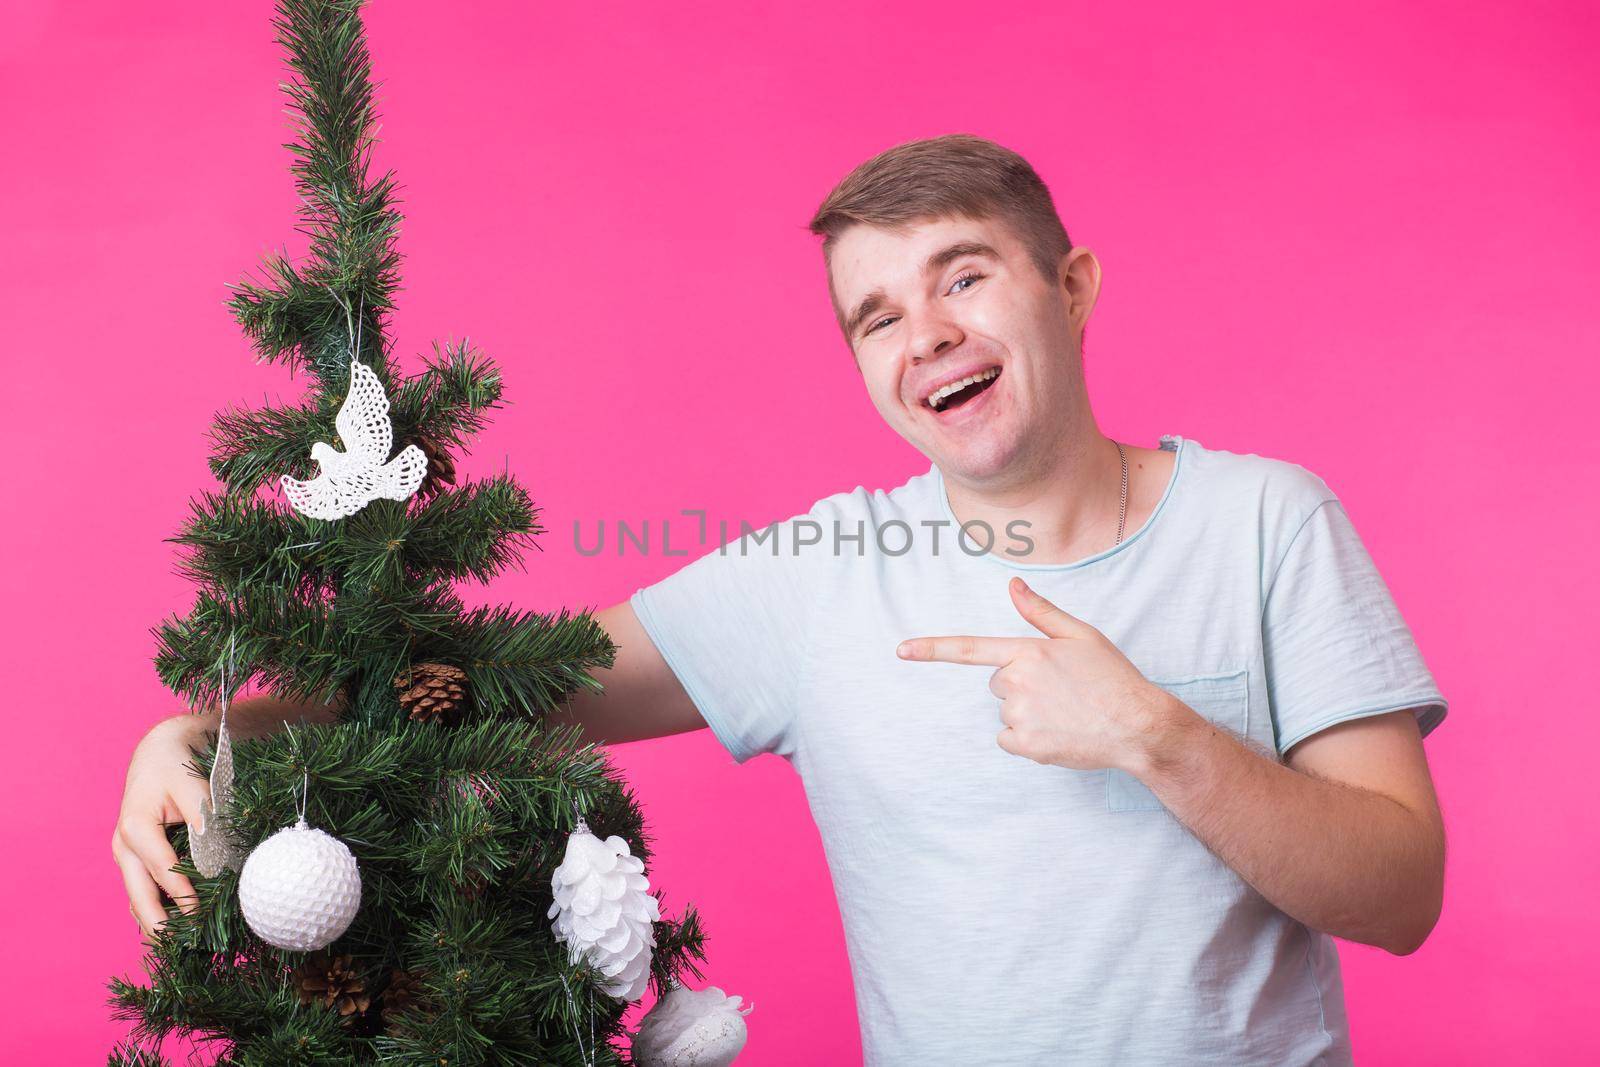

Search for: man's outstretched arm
xmin=544 ymin=601 xmax=707 ymax=745
xmin=897 ymin=576 xmax=1444 ymax=956
xmin=113 ymin=692 xmax=344 ymax=939
xmin=115 ymin=600 xmax=705 ymax=939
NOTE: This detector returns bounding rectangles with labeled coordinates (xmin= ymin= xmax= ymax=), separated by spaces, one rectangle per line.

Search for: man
xmin=116 ymin=134 xmax=1448 ymax=1064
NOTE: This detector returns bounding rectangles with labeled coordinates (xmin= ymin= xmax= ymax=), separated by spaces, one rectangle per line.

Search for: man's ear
xmin=1059 ymin=246 xmax=1102 ymax=335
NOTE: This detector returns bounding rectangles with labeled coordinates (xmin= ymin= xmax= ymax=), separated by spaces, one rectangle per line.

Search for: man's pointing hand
xmin=896 ymin=576 xmax=1187 ymax=771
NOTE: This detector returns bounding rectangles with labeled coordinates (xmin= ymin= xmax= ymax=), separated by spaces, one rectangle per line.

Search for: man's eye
xmin=862 ymin=272 xmax=982 ymax=337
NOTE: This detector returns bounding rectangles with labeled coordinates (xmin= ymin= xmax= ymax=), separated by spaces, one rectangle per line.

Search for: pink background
xmin=2 ymin=0 xmax=1594 ymax=1061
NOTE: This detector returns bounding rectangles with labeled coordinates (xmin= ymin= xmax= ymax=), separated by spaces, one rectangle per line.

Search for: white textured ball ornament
xmin=238 ymin=817 xmax=362 ymax=952
xmin=548 ymin=818 xmax=660 ymax=1001
xmin=631 ymin=981 xmax=752 ymax=1067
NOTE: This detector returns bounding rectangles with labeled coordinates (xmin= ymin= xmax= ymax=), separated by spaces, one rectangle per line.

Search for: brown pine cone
xmin=395 ymin=662 xmax=469 ymax=724
xmin=294 ymin=953 xmax=372 ymax=1019
xmin=414 ymin=433 xmax=457 ymax=501
xmin=382 ymin=966 xmax=424 ymax=1019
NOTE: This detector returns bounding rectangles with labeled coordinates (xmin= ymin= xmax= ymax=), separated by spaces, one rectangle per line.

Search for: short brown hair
xmin=807 ymin=134 xmax=1073 ymax=327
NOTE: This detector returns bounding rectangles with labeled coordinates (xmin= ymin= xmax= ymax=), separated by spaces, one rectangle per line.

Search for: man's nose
xmin=907 ymin=308 xmax=964 ymax=364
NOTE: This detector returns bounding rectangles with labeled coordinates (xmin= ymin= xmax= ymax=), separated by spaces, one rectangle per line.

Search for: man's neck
xmin=943 ymin=432 xmax=1170 ymax=566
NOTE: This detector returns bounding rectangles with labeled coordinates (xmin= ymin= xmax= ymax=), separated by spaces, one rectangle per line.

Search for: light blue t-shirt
xmin=630 ymin=436 xmax=1447 ymax=1065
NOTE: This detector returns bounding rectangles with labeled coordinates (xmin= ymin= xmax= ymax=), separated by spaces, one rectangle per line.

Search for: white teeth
xmin=926 ymin=367 xmax=999 ymax=410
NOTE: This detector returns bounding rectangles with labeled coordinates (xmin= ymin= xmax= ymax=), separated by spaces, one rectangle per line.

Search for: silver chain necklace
xmin=1114 ymin=440 xmax=1129 ymax=546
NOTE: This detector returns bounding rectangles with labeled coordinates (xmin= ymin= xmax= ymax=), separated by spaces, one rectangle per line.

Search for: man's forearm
xmin=1127 ymin=699 xmax=1444 ymax=955
xmin=172 ymin=691 xmax=343 ymax=743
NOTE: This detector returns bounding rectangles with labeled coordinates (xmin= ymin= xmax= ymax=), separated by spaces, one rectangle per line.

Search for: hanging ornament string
xmin=332 ymin=287 xmax=365 ymax=367
xmin=557 ymin=970 xmax=597 ymax=1067
xmin=556 ymin=797 xmax=598 ymax=1067
xmin=215 ymin=630 xmax=236 ymax=763
xmin=287 ymin=726 xmax=313 ymax=827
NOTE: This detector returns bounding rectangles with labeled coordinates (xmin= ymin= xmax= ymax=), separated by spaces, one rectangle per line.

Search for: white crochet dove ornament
xmin=631 ymin=979 xmax=753 ymax=1067
xmin=238 ymin=816 xmax=362 ymax=952
xmin=279 ymin=360 xmax=427 ymax=520
xmin=547 ymin=817 xmax=660 ymax=1002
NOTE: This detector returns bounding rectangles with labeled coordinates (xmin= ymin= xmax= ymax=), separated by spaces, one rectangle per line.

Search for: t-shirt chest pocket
xmin=1106 ymin=669 xmax=1251 ymax=812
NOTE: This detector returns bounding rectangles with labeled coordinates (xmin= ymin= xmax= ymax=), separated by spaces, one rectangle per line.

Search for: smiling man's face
xmin=829 ymin=213 xmax=1101 ymax=488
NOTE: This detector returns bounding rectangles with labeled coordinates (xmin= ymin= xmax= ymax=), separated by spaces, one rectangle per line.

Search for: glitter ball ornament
xmin=547 ymin=818 xmax=659 ymax=1001
xmin=238 ymin=817 xmax=362 ymax=952
xmin=631 ymin=980 xmax=752 ymax=1067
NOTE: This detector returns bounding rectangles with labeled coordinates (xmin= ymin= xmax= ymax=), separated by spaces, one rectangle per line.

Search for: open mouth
xmin=926 ymin=367 xmax=1001 ymax=413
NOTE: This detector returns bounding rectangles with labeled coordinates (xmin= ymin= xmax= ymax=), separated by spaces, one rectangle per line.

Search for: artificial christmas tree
xmin=107 ymin=1 xmax=712 ymax=1062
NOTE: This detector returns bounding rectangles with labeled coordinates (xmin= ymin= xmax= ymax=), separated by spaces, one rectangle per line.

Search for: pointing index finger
xmin=896 ymin=635 xmax=1025 ymax=666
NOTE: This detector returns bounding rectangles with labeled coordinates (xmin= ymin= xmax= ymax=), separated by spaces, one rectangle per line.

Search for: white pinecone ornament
xmin=631 ymin=979 xmax=752 ymax=1067
xmin=238 ymin=817 xmax=362 ymax=952
xmin=547 ymin=817 xmax=659 ymax=1001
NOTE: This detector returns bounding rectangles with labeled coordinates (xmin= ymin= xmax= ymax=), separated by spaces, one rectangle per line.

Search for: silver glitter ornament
xmin=631 ymin=980 xmax=752 ymax=1066
xmin=190 ymin=714 xmax=245 ymax=878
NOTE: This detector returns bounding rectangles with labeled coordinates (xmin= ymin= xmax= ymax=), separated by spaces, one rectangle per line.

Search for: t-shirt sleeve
xmin=1261 ymin=497 xmax=1448 ymax=754
xmin=628 ymin=516 xmax=817 ymax=765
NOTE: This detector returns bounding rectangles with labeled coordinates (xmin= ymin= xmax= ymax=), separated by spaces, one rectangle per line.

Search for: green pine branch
xmin=389 ymin=340 xmax=508 ymax=451
xmin=152 ymin=581 xmax=465 ymax=710
xmin=174 ymin=475 xmax=539 ymax=598
xmin=445 ymin=606 xmax=617 ymax=721
xmin=228 ymin=0 xmax=399 ymax=387
xmin=106 ymin=1042 xmax=173 ymax=1067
